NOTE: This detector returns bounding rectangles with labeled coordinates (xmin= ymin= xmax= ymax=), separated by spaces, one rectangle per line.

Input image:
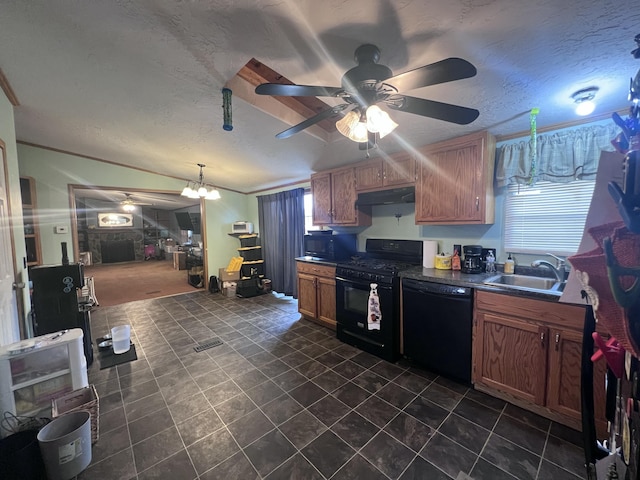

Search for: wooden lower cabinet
xmin=476 ymin=312 xmax=548 ymax=406
xmin=296 ymin=261 xmax=336 ymax=330
xmin=473 ymin=290 xmax=607 ymax=437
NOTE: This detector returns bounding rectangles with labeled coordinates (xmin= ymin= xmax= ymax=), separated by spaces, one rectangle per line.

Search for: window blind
xmin=504 ymin=180 xmax=595 ymax=256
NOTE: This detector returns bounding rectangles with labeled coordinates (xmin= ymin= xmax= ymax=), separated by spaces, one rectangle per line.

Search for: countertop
xmin=296 ymin=256 xmax=571 ymax=303
xmin=401 ymin=266 xmax=565 ymax=302
xmin=295 ymin=256 xmax=339 ymax=267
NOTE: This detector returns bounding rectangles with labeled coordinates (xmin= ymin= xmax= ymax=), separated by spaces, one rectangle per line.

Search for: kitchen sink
xmin=483 ymin=274 xmax=566 ymax=296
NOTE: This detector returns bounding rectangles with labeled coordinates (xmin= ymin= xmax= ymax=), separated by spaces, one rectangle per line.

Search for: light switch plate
xmin=54 ymin=225 xmax=68 ymax=234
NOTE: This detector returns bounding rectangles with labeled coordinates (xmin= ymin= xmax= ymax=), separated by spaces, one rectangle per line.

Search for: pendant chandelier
xmin=180 ymin=163 xmax=221 ymax=200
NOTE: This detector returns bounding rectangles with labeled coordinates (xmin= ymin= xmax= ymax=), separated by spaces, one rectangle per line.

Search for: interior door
xmin=0 ymin=140 xmax=21 ymax=345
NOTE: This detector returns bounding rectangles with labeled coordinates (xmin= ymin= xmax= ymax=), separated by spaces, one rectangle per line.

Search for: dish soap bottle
xmin=485 ymin=250 xmax=496 ymax=273
xmin=504 ymin=253 xmax=515 ymax=274
xmin=451 ymin=248 xmax=461 ymax=271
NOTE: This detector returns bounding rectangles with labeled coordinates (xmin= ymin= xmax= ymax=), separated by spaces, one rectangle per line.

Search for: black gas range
xmin=335 ymin=239 xmax=423 ymax=362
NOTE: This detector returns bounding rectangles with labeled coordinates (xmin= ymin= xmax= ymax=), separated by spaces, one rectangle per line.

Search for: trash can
xmin=0 ymin=429 xmax=46 ymax=480
xmin=37 ymin=411 xmax=92 ymax=480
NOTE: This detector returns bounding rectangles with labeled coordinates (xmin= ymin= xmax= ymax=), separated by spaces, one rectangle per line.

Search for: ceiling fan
xmin=255 ymin=44 xmax=479 ymax=144
xmin=119 ymin=193 xmax=151 ymax=211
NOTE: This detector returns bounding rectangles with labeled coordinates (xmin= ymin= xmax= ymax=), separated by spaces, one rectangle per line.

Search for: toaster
xmin=231 ymin=221 xmax=253 ymax=234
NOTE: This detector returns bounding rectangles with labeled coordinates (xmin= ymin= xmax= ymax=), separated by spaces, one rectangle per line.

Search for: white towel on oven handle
xmin=367 ymin=283 xmax=381 ymax=330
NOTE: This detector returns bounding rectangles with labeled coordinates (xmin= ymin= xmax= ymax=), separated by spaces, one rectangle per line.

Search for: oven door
xmin=335 ymin=275 xmax=398 ymax=359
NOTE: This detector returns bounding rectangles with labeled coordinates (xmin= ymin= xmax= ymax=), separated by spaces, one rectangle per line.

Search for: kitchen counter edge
xmin=401 ymin=267 xmax=579 ymax=303
xmin=295 ymin=256 xmax=338 ymax=267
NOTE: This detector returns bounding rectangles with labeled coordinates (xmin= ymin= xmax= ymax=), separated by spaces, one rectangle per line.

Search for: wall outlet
xmin=54 ymin=225 xmax=68 ymax=234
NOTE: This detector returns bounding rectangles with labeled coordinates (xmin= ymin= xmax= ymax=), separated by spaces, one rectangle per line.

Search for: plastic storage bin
xmin=238 ymin=246 xmax=262 ymax=261
xmin=240 ymin=260 xmax=265 ymax=278
xmin=239 ymin=234 xmax=258 ymax=247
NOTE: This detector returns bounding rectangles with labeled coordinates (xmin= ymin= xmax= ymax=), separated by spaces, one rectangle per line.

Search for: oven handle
xmin=336 ymin=276 xmax=393 ymax=290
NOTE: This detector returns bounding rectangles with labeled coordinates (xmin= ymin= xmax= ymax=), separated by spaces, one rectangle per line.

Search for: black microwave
xmin=304 ymin=234 xmax=357 ymax=261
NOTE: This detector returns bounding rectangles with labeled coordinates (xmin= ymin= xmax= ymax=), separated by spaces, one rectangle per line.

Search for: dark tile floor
xmin=79 ymin=290 xmax=587 ymax=480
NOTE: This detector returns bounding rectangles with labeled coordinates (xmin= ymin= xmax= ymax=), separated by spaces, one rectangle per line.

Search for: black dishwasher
xmin=402 ymin=278 xmax=473 ymax=384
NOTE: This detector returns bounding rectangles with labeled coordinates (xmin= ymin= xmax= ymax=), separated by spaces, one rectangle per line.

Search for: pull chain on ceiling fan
xmin=255 ymin=44 xmax=479 ymax=144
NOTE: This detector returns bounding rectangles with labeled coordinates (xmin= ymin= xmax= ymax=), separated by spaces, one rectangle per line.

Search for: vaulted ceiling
xmin=1 ymin=1 xmax=638 ymax=193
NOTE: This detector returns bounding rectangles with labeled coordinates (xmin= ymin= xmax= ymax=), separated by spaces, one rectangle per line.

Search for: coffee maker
xmin=462 ymin=245 xmax=483 ymax=273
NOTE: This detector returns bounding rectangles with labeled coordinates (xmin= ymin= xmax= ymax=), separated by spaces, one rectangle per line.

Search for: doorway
xmin=68 ymin=185 xmax=206 ymax=306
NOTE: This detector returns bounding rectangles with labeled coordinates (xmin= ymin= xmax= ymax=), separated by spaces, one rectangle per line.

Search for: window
xmin=503 ymin=180 xmax=595 ymax=256
xmin=304 ymin=192 xmax=319 ymax=233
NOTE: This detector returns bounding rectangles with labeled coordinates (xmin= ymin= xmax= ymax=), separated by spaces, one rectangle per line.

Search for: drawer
xmin=475 ymin=290 xmax=585 ymax=330
xmin=296 ymin=262 xmax=335 ymax=278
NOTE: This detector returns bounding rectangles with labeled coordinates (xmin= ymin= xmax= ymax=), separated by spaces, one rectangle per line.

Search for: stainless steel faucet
xmin=531 ymin=253 xmax=567 ymax=282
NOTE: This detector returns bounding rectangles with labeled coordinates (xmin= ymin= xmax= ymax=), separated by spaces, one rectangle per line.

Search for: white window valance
xmin=495 ymin=123 xmax=619 ymax=187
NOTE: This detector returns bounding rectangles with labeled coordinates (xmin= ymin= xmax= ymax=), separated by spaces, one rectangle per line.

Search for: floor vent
xmin=194 ymin=338 xmax=223 ymax=352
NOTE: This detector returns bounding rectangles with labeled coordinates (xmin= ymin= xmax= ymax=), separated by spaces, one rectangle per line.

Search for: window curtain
xmin=496 ymin=123 xmax=618 ymax=187
xmin=257 ymin=187 xmax=305 ymax=297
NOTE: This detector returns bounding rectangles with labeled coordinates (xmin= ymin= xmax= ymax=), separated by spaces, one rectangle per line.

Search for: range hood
xmin=355 ymin=186 xmax=416 ymax=206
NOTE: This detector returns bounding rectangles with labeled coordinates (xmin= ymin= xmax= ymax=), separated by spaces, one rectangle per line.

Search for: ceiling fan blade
xmin=256 ymin=83 xmax=343 ymax=98
xmin=388 ymin=95 xmax=479 ymax=125
xmin=385 ymin=58 xmax=477 ymax=93
xmin=275 ymin=105 xmax=347 ymax=139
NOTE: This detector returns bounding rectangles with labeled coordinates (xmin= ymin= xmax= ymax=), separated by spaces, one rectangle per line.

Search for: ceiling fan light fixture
xmin=572 ymin=87 xmax=598 ymax=116
xmin=366 ymin=105 xmax=398 ymax=138
xmin=335 ymin=110 xmax=370 ymax=142
xmin=351 ymin=121 xmax=369 ymax=143
xmin=335 ymin=110 xmax=360 ymax=138
xmin=122 ymin=203 xmax=135 ymax=212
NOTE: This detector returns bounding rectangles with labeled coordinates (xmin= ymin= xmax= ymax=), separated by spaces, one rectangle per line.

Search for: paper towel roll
xmin=422 ymin=240 xmax=438 ymax=268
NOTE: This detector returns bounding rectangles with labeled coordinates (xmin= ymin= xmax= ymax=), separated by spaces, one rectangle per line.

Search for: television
xmin=175 ymin=212 xmax=201 ymax=234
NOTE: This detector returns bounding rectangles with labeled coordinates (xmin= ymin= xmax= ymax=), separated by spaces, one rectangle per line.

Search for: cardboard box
xmin=218 ymin=267 xmax=241 ymax=282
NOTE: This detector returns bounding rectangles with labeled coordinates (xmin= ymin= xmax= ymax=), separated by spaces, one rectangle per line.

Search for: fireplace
xmin=87 ymin=229 xmax=144 ymax=264
xmin=101 ymin=240 xmax=135 ymax=263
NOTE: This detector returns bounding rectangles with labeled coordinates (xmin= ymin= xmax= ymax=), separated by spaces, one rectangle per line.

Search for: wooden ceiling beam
xmin=237 ymin=58 xmax=337 ymax=133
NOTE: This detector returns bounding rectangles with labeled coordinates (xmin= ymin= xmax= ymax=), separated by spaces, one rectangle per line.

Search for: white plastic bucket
xmin=37 ymin=411 xmax=92 ymax=480
xmin=111 ymin=324 xmax=131 ymax=354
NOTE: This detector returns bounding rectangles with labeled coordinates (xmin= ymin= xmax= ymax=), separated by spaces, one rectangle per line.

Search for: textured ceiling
xmin=1 ymin=0 xmax=639 ymax=193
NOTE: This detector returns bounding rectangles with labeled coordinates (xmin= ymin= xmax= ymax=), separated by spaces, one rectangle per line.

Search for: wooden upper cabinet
xmin=331 ymin=167 xmax=359 ymax=225
xmin=383 ymin=151 xmax=416 ymax=187
xmin=355 ymin=159 xmax=384 ymax=191
xmin=310 ymin=168 xmax=371 ymax=227
xmin=416 ymin=130 xmax=495 ymax=225
xmin=354 ymin=152 xmax=416 ymax=192
xmin=310 ymin=172 xmax=332 ymax=226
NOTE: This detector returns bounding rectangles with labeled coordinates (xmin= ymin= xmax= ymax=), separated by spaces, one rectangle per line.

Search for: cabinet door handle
xmin=555 ymin=333 xmax=560 ymax=351
xmin=540 ymin=331 xmax=545 ymax=347
xmin=475 ymin=196 xmax=480 ymax=211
